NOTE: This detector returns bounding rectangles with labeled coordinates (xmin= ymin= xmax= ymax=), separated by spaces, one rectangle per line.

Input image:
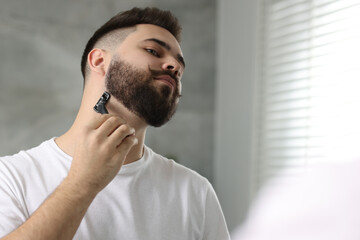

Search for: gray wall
xmin=0 ymin=0 xmax=216 ymax=184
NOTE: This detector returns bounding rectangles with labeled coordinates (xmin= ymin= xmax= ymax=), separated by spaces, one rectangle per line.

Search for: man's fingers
xmin=84 ymin=111 xmax=110 ymax=130
xmin=84 ymin=111 xmax=126 ymax=131
xmin=108 ymin=124 xmax=135 ymax=146
xmin=97 ymin=116 xmax=128 ymax=137
xmin=113 ymin=135 xmax=138 ymax=160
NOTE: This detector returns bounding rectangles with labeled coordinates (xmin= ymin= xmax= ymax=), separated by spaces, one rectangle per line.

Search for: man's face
xmin=105 ymin=24 xmax=185 ymax=127
xmin=105 ymin=56 xmax=181 ymax=127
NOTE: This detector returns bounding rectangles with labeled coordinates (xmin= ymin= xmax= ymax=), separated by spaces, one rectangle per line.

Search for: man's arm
xmin=1 ymin=114 xmax=138 ymax=240
xmin=2 ymin=178 xmax=95 ymax=240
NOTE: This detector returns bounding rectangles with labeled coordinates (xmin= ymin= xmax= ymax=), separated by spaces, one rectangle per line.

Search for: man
xmin=0 ymin=7 xmax=230 ymax=240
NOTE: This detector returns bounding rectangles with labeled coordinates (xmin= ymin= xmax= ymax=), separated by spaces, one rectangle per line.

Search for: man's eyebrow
xmin=143 ymin=38 xmax=186 ymax=68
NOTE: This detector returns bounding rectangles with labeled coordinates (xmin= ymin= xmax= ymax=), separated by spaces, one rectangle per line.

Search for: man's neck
xmin=55 ymin=118 xmax=146 ymax=165
xmin=55 ymin=87 xmax=147 ymax=165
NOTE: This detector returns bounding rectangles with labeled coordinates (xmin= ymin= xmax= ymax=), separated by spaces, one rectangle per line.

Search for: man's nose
xmin=162 ymin=58 xmax=182 ymax=77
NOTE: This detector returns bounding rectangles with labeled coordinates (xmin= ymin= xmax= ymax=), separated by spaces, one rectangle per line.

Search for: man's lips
xmin=154 ymin=75 xmax=176 ymax=88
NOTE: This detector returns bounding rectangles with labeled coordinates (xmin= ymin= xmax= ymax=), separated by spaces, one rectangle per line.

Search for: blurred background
xmin=2 ymin=0 xmax=360 ymax=234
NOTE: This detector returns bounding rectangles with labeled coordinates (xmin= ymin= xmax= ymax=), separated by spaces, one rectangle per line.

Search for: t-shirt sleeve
xmin=201 ymin=180 xmax=231 ymax=240
xmin=0 ymin=160 xmax=28 ymax=237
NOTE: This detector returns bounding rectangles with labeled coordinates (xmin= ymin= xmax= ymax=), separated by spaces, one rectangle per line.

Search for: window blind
xmin=254 ymin=0 xmax=360 ymax=191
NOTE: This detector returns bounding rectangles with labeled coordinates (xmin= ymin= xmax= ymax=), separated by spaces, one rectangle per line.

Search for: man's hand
xmin=68 ymin=113 xmax=138 ymax=195
xmin=1 ymin=113 xmax=138 ymax=240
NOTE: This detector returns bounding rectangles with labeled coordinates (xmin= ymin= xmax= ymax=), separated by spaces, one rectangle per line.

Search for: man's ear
xmin=87 ymin=48 xmax=108 ymax=76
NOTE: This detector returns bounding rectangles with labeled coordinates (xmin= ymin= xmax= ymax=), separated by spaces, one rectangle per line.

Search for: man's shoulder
xmin=0 ymin=138 xmax=61 ymax=173
xmin=145 ymin=146 xmax=210 ymax=188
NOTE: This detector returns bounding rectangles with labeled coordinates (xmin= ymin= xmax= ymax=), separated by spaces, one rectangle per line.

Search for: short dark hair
xmin=80 ymin=7 xmax=182 ymax=80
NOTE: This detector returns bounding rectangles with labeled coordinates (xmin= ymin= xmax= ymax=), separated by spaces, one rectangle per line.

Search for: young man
xmin=0 ymin=7 xmax=230 ymax=240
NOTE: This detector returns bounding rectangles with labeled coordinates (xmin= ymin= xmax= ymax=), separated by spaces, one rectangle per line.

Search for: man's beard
xmin=105 ymin=57 xmax=181 ymax=127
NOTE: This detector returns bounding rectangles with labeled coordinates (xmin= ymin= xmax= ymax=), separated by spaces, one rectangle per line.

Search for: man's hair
xmin=80 ymin=7 xmax=182 ymax=81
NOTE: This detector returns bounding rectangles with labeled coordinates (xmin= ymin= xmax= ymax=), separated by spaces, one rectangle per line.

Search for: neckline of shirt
xmin=47 ymin=137 xmax=148 ymax=175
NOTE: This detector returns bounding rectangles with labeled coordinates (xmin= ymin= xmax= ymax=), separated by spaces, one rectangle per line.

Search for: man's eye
xmin=146 ymin=49 xmax=159 ymax=57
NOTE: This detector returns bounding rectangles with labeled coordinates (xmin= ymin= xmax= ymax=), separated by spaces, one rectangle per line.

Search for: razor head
xmin=94 ymin=91 xmax=111 ymax=114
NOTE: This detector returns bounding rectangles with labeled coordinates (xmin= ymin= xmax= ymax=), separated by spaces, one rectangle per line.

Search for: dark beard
xmin=105 ymin=57 xmax=181 ymax=127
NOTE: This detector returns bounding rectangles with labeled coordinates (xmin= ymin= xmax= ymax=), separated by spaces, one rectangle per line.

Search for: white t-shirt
xmin=0 ymin=138 xmax=230 ymax=240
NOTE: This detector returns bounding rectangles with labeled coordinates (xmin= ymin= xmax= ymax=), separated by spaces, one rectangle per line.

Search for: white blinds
xmin=254 ymin=0 xmax=360 ymax=190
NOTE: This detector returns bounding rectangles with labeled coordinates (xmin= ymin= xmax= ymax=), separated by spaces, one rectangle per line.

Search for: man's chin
xmin=143 ymin=109 xmax=177 ymax=128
